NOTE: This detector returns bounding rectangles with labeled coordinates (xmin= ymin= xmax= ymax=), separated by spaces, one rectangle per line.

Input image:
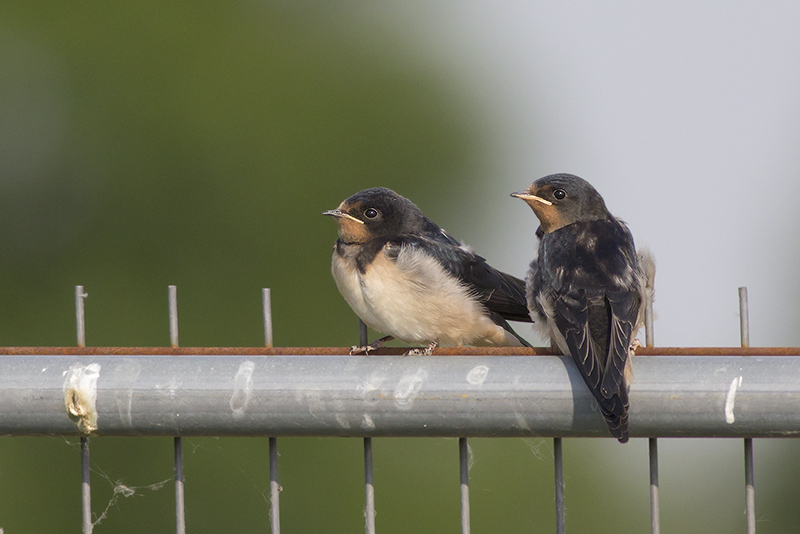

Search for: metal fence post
xmin=649 ymin=438 xmax=660 ymax=534
xmin=264 ymin=289 xmax=281 ymax=533
xmin=263 ymin=288 xmax=274 ymax=348
xmin=554 ymin=437 xmax=565 ymax=534
xmin=364 ymin=437 xmax=376 ymax=534
xmin=739 ymin=287 xmax=756 ymax=534
xmin=359 ymin=320 xmax=377 ymax=534
xmin=645 ymin=289 xmax=660 ymax=534
xmin=75 ymin=286 xmax=93 ymax=534
xmin=269 ymin=437 xmax=281 ymax=534
xmin=459 ymin=437 xmax=470 ymax=534
xmin=168 ymin=286 xmax=186 ymax=534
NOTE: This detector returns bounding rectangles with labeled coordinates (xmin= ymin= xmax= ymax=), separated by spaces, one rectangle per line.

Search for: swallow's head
xmin=323 ymin=187 xmax=425 ymax=243
xmin=511 ymin=173 xmax=608 ymax=233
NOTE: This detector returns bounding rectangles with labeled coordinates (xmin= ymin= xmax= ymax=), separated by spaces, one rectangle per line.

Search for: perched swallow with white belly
xmin=512 ymin=174 xmax=651 ymax=442
xmin=324 ymin=187 xmax=532 ymax=355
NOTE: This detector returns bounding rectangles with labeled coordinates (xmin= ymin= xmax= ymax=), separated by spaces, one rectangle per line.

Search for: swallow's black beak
xmin=511 ymin=191 xmax=552 ymax=206
xmin=323 ymin=209 xmax=364 ymax=224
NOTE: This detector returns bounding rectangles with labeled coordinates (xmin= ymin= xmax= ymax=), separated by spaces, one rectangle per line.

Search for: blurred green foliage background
xmin=1 ymin=2 xmax=799 ymax=533
xmin=0 ymin=1 xmax=486 ymax=349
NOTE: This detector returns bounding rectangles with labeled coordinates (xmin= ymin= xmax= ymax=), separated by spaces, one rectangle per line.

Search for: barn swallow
xmin=512 ymin=174 xmax=652 ymax=442
xmin=324 ymin=187 xmax=532 ymax=355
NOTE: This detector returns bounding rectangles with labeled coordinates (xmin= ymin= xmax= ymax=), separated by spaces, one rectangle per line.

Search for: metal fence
xmin=1 ymin=286 xmax=798 ymax=533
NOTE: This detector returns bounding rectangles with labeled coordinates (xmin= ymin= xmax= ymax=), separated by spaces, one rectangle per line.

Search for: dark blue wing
xmin=549 ymin=286 xmax=629 ymax=441
xmin=540 ymin=218 xmax=641 ymax=442
xmin=387 ymin=234 xmax=532 ymax=324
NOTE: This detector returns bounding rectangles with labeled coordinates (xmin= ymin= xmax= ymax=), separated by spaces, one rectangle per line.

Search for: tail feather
xmin=598 ymin=387 xmax=630 ymax=443
xmin=489 ymin=312 xmax=533 ymax=348
xmin=601 ymin=405 xmax=629 ymax=443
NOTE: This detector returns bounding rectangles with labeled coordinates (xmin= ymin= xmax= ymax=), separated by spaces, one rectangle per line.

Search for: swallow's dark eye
xmin=553 ymin=189 xmax=567 ymax=200
xmin=364 ymin=208 xmax=379 ymax=219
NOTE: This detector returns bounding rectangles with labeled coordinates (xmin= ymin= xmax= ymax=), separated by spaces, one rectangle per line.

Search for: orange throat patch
xmin=530 ymin=203 xmax=565 ymax=233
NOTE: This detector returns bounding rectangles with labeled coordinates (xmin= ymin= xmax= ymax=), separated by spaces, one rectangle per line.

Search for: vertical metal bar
xmin=364 ymin=437 xmax=376 ymax=534
xmin=359 ymin=319 xmax=368 ymax=347
xmin=81 ymin=437 xmax=92 ymax=534
xmin=174 ymin=437 xmax=186 ymax=534
xmin=645 ymin=290 xmax=660 ymax=534
xmin=75 ymin=285 xmax=87 ymax=348
xmin=75 ymin=286 xmax=92 ymax=534
xmin=263 ymin=288 xmax=274 ymax=348
xmin=554 ymin=437 xmax=565 ymax=534
xmin=739 ymin=287 xmax=750 ymax=348
xmin=459 ymin=437 xmax=470 ymax=534
xmin=358 ymin=319 xmax=376 ymax=533
xmin=269 ymin=437 xmax=281 ymax=534
xmin=649 ymin=438 xmax=660 ymax=534
xmin=739 ymin=287 xmax=755 ymax=534
xmin=265 ymin=292 xmax=280 ymax=534
xmin=168 ymin=285 xmax=186 ymax=534
xmin=745 ymin=438 xmax=756 ymax=534
xmin=169 ymin=285 xmax=179 ymax=348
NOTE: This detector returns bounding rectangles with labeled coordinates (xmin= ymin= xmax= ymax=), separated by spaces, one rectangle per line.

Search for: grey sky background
xmin=369 ymin=1 xmax=800 ymax=348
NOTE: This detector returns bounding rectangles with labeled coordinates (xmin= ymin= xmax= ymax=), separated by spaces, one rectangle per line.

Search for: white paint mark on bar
xmin=466 ymin=365 xmax=489 ymax=386
xmin=725 ymin=375 xmax=743 ymax=424
xmin=230 ymin=361 xmax=255 ymax=420
xmin=361 ymin=414 xmax=376 ymax=431
xmin=394 ymin=368 xmax=428 ymax=407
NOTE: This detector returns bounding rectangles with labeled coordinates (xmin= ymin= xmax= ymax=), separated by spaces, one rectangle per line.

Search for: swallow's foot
xmin=404 ymin=341 xmax=438 ymax=356
xmin=629 ymin=338 xmax=642 ymax=356
xmin=350 ymin=341 xmax=383 ymax=355
xmin=350 ymin=335 xmax=394 ymax=355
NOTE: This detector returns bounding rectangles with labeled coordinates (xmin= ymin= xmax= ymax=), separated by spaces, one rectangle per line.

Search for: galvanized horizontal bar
xmin=2 ymin=354 xmax=799 ymax=438
xmin=1 ymin=346 xmax=800 ymax=356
